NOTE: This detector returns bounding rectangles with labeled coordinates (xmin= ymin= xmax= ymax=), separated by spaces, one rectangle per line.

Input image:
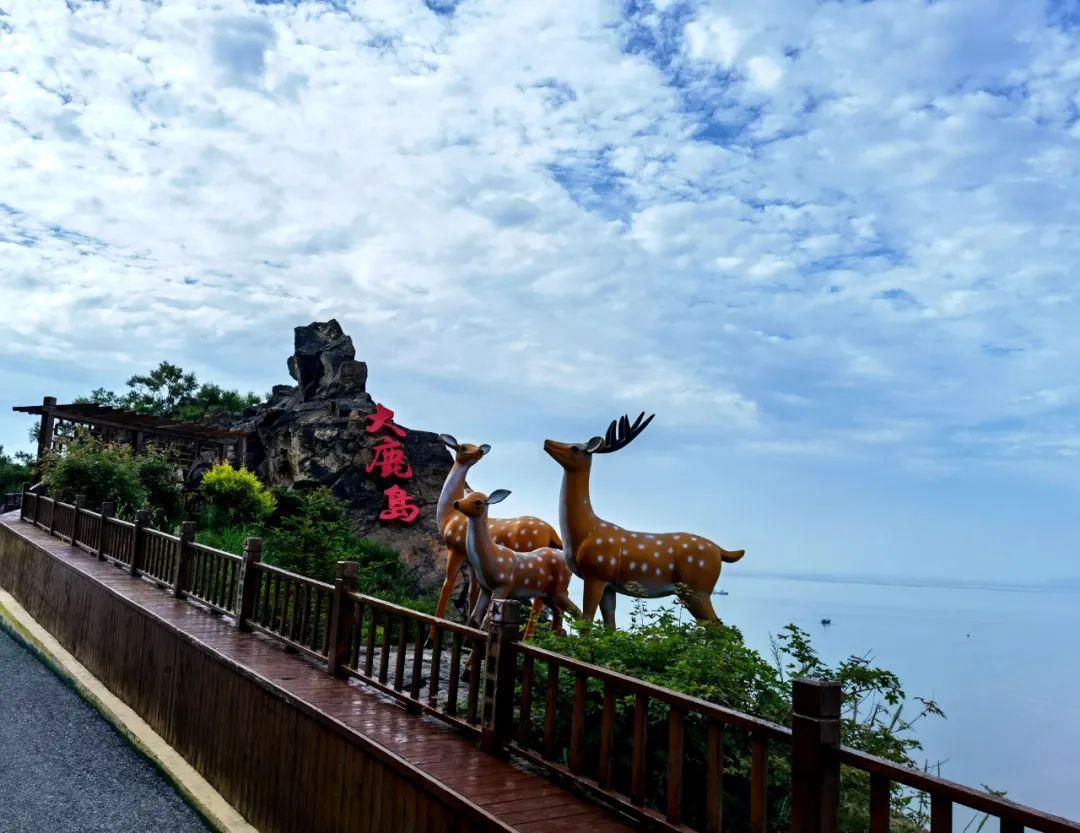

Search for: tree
xmin=76 ymin=361 xmax=261 ymax=421
xmin=0 ymin=446 xmax=34 ymax=494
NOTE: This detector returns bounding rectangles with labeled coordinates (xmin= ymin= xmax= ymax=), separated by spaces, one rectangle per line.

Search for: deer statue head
xmin=433 ymin=435 xmax=562 ymax=634
xmin=452 ymin=488 xmax=579 ymax=634
xmin=439 ymin=434 xmax=490 ymax=466
xmin=545 ymin=412 xmax=744 ymax=627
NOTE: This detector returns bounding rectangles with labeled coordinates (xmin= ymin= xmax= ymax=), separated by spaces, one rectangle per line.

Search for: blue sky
xmin=1 ymin=0 xmax=1078 ymax=583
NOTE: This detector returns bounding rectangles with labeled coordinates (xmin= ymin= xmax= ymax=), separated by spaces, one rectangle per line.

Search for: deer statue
xmin=452 ymin=489 xmax=580 ymax=636
xmin=434 ymin=436 xmax=562 ymax=628
xmin=544 ymin=413 xmax=745 ymax=626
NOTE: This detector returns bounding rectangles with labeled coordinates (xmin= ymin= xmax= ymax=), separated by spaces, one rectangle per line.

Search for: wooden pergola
xmin=14 ymin=396 xmax=249 ymax=469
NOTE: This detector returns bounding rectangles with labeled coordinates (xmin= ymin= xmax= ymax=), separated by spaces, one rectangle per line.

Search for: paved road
xmin=0 ymin=628 xmax=211 ymax=833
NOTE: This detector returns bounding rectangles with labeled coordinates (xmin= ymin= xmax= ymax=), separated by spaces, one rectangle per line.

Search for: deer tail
xmin=721 ymin=548 xmax=745 ymax=563
xmin=548 ymin=528 xmax=564 ymax=550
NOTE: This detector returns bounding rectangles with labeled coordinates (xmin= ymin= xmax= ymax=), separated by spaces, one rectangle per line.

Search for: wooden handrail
xmin=839 ymin=747 xmax=1080 ymax=833
xmin=347 ymin=590 xmax=487 ymax=640
xmin=518 ymin=642 xmax=793 ymax=740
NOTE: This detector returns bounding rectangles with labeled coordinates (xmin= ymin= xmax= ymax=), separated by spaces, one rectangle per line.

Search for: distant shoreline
xmin=732 ymin=570 xmax=1080 ymax=595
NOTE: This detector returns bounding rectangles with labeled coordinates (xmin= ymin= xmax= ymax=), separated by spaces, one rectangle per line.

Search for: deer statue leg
xmin=431 ymin=549 xmax=465 ymax=640
xmin=468 ymin=588 xmax=492 ymax=629
xmin=580 ymin=579 xmax=607 ymax=626
xmin=467 ymin=565 xmax=480 ymax=615
xmin=680 ymin=590 xmax=719 ymax=623
xmin=599 ymin=585 xmax=618 ymax=628
xmin=522 ymin=597 xmax=545 ymax=640
xmin=548 ymin=602 xmax=564 ymax=636
xmin=434 ymin=550 xmax=464 ymax=620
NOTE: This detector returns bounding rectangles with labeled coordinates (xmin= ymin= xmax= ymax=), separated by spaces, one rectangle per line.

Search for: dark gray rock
xmin=233 ymin=320 xmax=452 ymax=591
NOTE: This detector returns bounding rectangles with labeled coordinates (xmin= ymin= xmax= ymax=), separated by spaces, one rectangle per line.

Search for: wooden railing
xmin=340 ymin=588 xmax=488 ymax=737
xmin=508 ymin=638 xmax=787 ymax=833
xmin=15 ymin=491 xmax=1080 ymax=833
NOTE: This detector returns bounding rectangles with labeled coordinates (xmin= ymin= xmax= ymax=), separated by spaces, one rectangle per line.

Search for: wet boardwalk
xmin=2 ymin=516 xmax=636 ymax=833
xmin=0 ymin=627 xmax=211 ymax=833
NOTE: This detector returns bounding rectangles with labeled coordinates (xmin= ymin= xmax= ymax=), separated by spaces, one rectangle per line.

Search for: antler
xmin=593 ymin=412 xmax=655 ymax=454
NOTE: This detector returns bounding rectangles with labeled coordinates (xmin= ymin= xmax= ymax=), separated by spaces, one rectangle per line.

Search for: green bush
xmin=198 ymin=462 xmax=275 ymax=528
xmin=40 ymin=437 xmax=185 ymax=525
xmin=263 ymin=487 xmax=410 ymax=592
xmin=43 ymin=438 xmax=146 ymax=512
xmin=530 ymin=605 xmax=941 ymax=833
xmin=0 ymin=446 xmax=33 ymax=495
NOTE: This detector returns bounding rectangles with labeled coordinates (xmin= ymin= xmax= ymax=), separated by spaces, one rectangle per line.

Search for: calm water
xmin=571 ymin=572 xmax=1080 ymax=822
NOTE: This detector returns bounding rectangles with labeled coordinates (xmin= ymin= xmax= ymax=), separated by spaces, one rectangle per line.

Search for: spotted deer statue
xmin=434 ymin=436 xmax=562 ymax=629
xmin=544 ymin=413 xmax=745 ymax=626
xmin=453 ymin=489 xmax=580 ymax=636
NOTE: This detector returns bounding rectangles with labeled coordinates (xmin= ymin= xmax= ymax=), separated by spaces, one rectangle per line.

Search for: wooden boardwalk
xmin=1 ymin=514 xmax=636 ymax=833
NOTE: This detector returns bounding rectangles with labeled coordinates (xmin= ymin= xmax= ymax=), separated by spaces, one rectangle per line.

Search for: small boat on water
xmin=820 ymin=617 xmax=832 ymax=626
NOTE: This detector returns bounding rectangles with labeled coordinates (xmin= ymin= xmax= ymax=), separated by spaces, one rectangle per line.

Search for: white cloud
xmin=0 ymin=0 xmax=1078 ymax=494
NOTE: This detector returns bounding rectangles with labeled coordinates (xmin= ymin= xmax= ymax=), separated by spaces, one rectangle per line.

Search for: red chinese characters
xmin=364 ymin=403 xmax=418 ymax=524
xmin=365 ymin=403 xmax=406 ymax=438
xmin=380 ymin=484 xmax=419 ymax=523
xmin=365 ymin=436 xmax=413 ymax=479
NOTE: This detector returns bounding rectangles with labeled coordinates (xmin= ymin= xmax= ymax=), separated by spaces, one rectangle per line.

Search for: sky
xmin=1 ymin=0 xmax=1079 ymax=584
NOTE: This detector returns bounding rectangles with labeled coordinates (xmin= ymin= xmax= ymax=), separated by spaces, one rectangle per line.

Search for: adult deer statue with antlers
xmin=453 ymin=489 xmax=580 ymax=635
xmin=544 ymin=413 xmax=745 ymax=626
xmin=434 ymin=436 xmax=562 ymax=628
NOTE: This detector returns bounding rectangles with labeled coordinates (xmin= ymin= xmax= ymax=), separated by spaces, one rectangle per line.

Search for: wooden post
xmin=173 ymin=520 xmax=196 ymax=598
xmin=327 ymin=561 xmax=360 ymax=677
xmin=481 ymin=598 xmax=522 ymax=755
xmin=72 ymin=494 xmax=85 ymax=546
xmin=790 ymin=678 xmax=841 ymax=833
xmin=48 ymin=495 xmax=58 ymax=536
xmin=130 ymin=509 xmax=149 ymax=576
xmin=97 ymin=501 xmax=115 ymax=560
xmin=30 ymin=491 xmax=40 ymax=525
xmin=236 ymin=537 xmax=263 ymax=632
xmin=36 ymin=395 xmax=56 ymax=466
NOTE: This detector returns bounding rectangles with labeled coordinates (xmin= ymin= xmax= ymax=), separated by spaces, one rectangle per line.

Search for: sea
xmin=574 ymin=571 xmax=1080 ymax=824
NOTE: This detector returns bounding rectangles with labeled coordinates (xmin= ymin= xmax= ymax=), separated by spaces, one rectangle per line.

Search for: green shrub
xmin=262 ymin=487 xmax=410 ymax=592
xmin=134 ymin=451 xmax=184 ymax=528
xmin=0 ymin=446 xmax=33 ymax=495
xmin=43 ymin=438 xmax=146 ymax=513
xmin=198 ymin=462 xmax=275 ymax=528
xmin=530 ymin=606 xmax=940 ymax=833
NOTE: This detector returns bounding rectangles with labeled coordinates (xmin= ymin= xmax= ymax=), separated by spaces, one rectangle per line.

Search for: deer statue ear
xmin=478 ymin=444 xmax=491 ymax=455
xmin=584 ymin=436 xmax=605 ymax=453
xmin=439 ymin=434 xmax=459 ymax=449
xmin=486 ymin=489 xmax=511 ymax=505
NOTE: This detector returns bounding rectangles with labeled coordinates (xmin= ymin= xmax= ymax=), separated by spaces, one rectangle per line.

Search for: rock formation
xmin=234 ymin=320 xmax=452 ymax=591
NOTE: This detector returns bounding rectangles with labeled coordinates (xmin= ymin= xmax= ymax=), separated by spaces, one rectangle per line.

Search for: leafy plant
xmin=77 ymin=360 xmax=260 ymax=422
xmin=198 ymin=462 xmax=275 ymax=529
xmin=529 ymin=604 xmax=944 ymax=833
xmin=263 ymin=487 xmax=411 ymax=593
xmin=40 ymin=436 xmax=185 ymax=524
xmin=0 ymin=446 xmax=34 ymax=494
xmin=42 ymin=437 xmax=146 ymax=513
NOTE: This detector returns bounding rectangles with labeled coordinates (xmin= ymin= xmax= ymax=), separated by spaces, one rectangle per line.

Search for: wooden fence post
xmin=130 ymin=509 xmax=149 ymax=577
xmin=790 ymin=678 xmax=841 ymax=833
xmin=97 ymin=501 xmax=115 ymax=560
xmin=481 ymin=598 xmax=522 ymax=755
xmin=48 ymin=495 xmax=58 ymax=536
xmin=31 ymin=491 xmax=41 ymax=526
xmin=235 ymin=537 xmax=263 ymax=632
xmin=327 ymin=561 xmax=359 ymax=677
xmin=72 ymin=494 xmax=85 ymax=546
xmin=36 ymin=395 xmax=56 ymax=471
xmin=173 ymin=520 xmax=196 ymax=598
